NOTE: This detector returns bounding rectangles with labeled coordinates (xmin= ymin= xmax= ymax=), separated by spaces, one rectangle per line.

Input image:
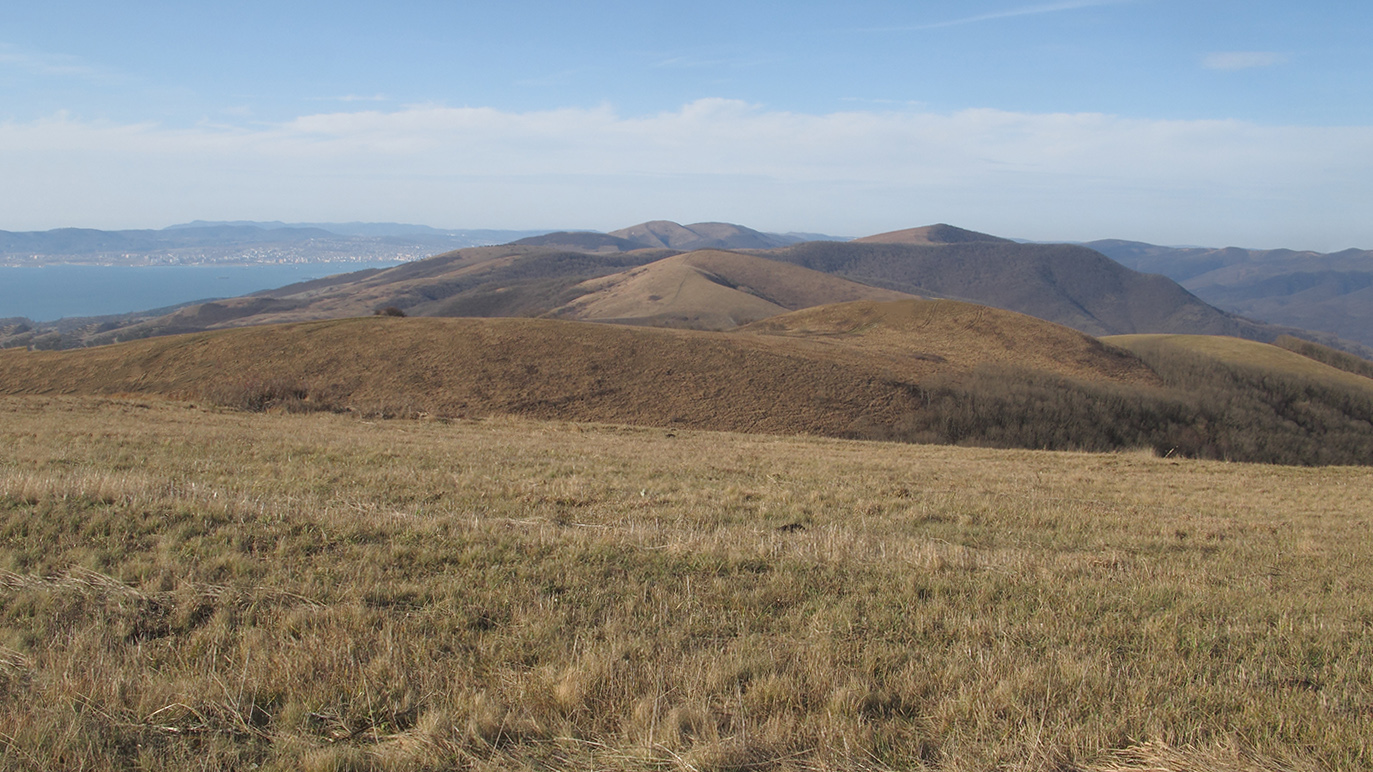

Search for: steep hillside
xmin=545 ymin=251 xmax=914 ymax=329
xmin=765 ymin=240 xmax=1251 ymax=337
xmin=762 ymin=239 xmax=1373 ymax=359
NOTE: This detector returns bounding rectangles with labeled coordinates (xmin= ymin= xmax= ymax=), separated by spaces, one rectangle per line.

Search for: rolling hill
xmin=543 ymin=250 xmax=914 ymax=329
xmin=5 ymin=297 xmax=1373 ymax=465
xmin=0 ymin=300 xmax=1157 ymax=439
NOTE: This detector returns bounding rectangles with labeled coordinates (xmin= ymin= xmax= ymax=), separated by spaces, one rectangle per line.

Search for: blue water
xmin=0 ymin=263 xmax=402 ymax=322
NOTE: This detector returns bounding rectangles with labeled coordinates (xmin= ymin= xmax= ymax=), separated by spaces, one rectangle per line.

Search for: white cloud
xmin=1203 ymin=51 xmax=1290 ymax=71
xmin=1 ymin=100 xmax=1370 ymax=249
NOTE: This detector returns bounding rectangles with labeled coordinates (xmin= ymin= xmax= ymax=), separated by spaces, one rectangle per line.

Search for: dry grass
xmin=1107 ymin=334 xmax=1373 ymax=392
xmin=0 ymin=395 xmax=1370 ymax=770
xmin=546 ymin=251 xmax=912 ymax=330
xmin=0 ymin=305 xmax=1159 ymax=440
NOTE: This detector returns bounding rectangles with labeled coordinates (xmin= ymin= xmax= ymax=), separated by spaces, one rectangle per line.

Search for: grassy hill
xmin=545 ymin=251 xmax=914 ymax=329
xmin=4 ymin=299 xmax=1373 ymax=465
xmin=0 ymin=301 xmax=1155 ymax=440
xmin=0 ymin=396 xmax=1368 ymax=770
xmin=1106 ymin=334 xmax=1373 ymax=393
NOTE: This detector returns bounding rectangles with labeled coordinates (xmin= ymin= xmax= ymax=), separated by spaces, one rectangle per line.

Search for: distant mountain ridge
xmin=1090 ymin=239 xmax=1373 ymax=347
xmin=514 ymin=220 xmax=847 ymax=252
xmin=3 ymin=220 xmax=1371 ymax=361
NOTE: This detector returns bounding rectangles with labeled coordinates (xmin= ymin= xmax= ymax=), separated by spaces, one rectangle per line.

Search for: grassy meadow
xmin=0 ymin=396 xmax=1370 ymax=770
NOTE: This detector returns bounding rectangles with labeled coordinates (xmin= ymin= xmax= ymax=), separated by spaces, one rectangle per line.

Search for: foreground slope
xmin=1 ymin=397 xmax=1369 ymax=771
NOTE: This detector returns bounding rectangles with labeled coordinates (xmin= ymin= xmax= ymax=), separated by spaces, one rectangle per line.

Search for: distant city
xmin=0 ymin=222 xmax=555 ymax=267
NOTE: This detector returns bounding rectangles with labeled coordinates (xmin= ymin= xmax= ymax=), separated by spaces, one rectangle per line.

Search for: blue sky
xmin=2 ymin=1 xmax=1371 ymax=249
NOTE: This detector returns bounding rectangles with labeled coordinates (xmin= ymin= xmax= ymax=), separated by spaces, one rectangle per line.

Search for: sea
xmin=0 ymin=262 xmax=403 ymax=322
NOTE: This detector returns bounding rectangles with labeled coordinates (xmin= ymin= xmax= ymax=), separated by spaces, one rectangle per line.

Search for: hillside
xmin=1089 ymin=239 xmax=1373 ymax=348
xmin=762 ymin=239 xmax=1373 ymax=357
xmin=5 ymin=298 xmax=1373 ymax=465
xmin=544 ymin=250 xmax=914 ymax=329
xmin=1105 ymin=334 xmax=1373 ymax=394
xmin=0 ymin=301 xmax=1156 ymax=439
xmin=3 ymin=397 xmax=1368 ymax=770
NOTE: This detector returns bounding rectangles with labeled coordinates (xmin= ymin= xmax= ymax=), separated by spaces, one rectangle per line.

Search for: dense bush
xmin=861 ymin=349 xmax=1373 ymax=466
xmin=201 ymin=377 xmax=332 ymax=413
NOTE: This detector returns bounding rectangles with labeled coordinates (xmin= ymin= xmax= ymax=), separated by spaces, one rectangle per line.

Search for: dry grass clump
xmin=0 ymin=395 xmax=1369 ymax=770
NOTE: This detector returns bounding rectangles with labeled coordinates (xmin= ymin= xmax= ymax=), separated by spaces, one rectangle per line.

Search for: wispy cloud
xmin=861 ymin=0 xmax=1132 ymax=32
xmin=1 ymin=100 xmax=1369 ymax=248
xmin=1203 ymin=51 xmax=1290 ymax=71
xmin=307 ymin=94 xmax=390 ymax=103
xmin=0 ymin=43 xmax=116 ymax=82
xmin=651 ymin=54 xmax=775 ymax=70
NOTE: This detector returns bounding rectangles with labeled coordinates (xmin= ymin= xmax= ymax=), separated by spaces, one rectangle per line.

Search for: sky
xmin=2 ymin=0 xmax=1371 ymax=250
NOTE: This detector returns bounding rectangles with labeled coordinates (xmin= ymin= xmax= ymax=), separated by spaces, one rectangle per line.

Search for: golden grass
xmin=1106 ymin=334 xmax=1373 ymax=393
xmin=0 ymin=395 xmax=1369 ymax=770
xmin=0 ymin=305 xmax=1159 ymax=439
xmin=547 ymin=251 xmax=912 ymax=329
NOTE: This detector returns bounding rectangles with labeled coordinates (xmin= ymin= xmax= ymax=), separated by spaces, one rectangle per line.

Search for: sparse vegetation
xmin=0 ymin=396 xmax=1368 ymax=770
xmin=374 ymin=306 xmax=406 ymax=317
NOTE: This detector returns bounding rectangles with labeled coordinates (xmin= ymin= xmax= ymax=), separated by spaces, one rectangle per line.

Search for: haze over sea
xmin=0 ymin=263 xmax=400 ymax=322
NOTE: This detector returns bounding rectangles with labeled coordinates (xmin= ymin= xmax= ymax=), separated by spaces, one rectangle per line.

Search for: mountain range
xmin=1089 ymin=240 xmax=1373 ymax=348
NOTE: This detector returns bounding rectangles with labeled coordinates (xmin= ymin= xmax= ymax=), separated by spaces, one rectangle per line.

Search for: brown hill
xmin=853 ymin=223 xmax=1012 ymax=245
xmin=9 ymin=300 xmax=1373 ymax=464
xmin=0 ymin=301 xmax=1158 ymax=438
xmin=1104 ymin=334 xmax=1373 ymax=394
xmin=745 ymin=299 xmax=1158 ymax=386
xmin=545 ymin=250 xmax=914 ymax=329
xmin=762 ymin=239 xmax=1373 ymax=357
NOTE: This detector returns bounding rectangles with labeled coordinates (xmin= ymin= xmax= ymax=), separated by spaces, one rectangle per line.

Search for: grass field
xmin=0 ymin=396 xmax=1369 ymax=770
